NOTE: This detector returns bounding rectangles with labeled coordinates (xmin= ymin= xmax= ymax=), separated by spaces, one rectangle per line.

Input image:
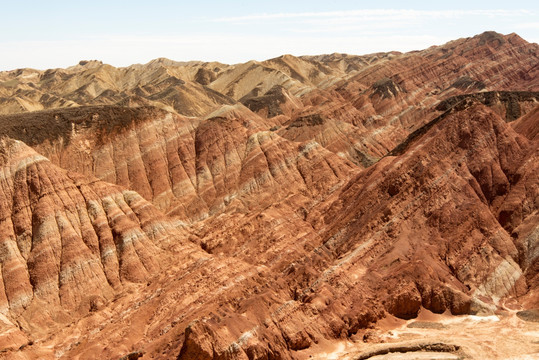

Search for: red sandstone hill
xmin=0 ymin=31 xmax=538 ymax=359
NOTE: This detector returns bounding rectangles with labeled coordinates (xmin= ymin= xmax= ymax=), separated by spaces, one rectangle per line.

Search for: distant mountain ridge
xmin=1 ymin=31 xmax=532 ymax=119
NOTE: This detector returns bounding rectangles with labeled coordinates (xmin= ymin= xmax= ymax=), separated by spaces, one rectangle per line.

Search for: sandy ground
xmin=297 ymin=309 xmax=539 ymax=359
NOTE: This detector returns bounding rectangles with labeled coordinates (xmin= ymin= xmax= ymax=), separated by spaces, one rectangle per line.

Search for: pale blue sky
xmin=0 ymin=0 xmax=538 ymax=70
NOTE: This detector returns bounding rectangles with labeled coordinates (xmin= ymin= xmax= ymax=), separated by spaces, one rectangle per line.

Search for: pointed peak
xmin=475 ymin=31 xmax=506 ymax=45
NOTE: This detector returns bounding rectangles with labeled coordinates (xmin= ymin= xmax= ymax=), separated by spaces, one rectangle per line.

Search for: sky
xmin=0 ymin=0 xmax=538 ymax=71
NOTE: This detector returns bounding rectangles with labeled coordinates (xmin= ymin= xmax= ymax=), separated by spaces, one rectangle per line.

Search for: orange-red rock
xmin=0 ymin=31 xmax=537 ymax=359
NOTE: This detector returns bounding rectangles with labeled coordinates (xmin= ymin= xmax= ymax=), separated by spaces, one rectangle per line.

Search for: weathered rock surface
xmin=278 ymin=32 xmax=539 ymax=166
xmin=0 ymin=103 xmax=356 ymax=222
xmin=0 ymin=31 xmax=538 ymax=359
xmin=0 ymin=137 xmax=197 ymax=354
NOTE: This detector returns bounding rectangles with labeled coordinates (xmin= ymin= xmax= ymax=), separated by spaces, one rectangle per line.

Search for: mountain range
xmin=0 ymin=31 xmax=538 ymax=359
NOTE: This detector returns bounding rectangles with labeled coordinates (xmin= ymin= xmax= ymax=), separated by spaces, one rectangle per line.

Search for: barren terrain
xmin=0 ymin=31 xmax=537 ymax=359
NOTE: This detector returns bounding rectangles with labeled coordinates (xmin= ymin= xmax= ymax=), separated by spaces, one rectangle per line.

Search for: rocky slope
xmin=0 ymin=103 xmax=356 ymax=221
xmin=0 ymin=31 xmax=538 ymax=359
xmin=1 ymin=32 xmax=537 ymax=170
xmin=278 ymin=32 xmax=539 ymax=165
xmin=0 ymin=137 xmax=202 ymax=352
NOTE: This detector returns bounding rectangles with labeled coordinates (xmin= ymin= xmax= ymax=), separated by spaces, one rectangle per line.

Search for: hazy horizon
xmin=1 ymin=0 xmax=538 ymax=71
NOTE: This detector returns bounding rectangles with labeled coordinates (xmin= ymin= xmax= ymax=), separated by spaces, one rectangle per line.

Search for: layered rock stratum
xmin=0 ymin=31 xmax=538 ymax=359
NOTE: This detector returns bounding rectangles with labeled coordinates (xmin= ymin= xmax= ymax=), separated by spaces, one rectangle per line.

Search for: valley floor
xmin=301 ymin=309 xmax=539 ymax=360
